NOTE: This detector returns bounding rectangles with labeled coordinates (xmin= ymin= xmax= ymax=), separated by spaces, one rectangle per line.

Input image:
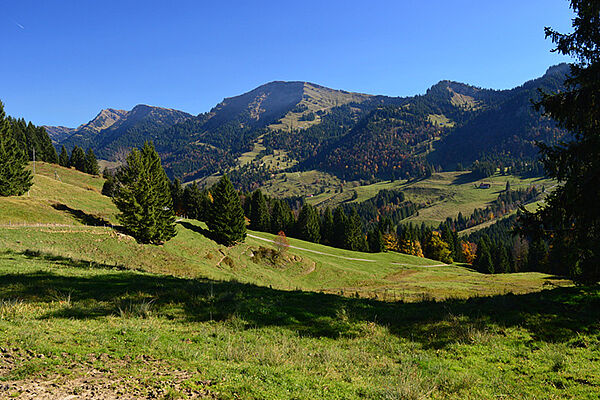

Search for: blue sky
xmin=2 ymin=0 xmax=574 ymax=127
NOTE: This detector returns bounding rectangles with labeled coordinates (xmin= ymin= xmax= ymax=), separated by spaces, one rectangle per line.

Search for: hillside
xmin=0 ymin=162 xmax=560 ymax=298
xmin=48 ymin=65 xmax=570 ymax=184
xmin=1 ymin=163 xmax=598 ymax=399
xmin=54 ymin=105 xmax=192 ymax=159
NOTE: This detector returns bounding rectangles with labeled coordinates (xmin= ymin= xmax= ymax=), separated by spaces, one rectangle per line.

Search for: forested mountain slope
xmin=49 ymin=65 xmax=570 ymax=183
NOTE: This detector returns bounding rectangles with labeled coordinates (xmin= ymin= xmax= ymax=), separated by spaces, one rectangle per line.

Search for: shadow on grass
xmin=450 ymin=172 xmax=480 ymax=186
xmin=0 ymin=250 xmax=598 ymax=348
xmin=178 ymin=221 xmax=223 ymax=244
xmin=51 ymin=203 xmax=111 ymax=227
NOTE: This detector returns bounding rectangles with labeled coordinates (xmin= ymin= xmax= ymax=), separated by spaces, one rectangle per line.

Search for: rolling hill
xmin=1 ymin=162 xmax=597 ymax=400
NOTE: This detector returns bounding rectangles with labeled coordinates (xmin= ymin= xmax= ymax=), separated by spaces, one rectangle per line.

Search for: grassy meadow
xmin=0 ymin=163 xmax=597 ymax=399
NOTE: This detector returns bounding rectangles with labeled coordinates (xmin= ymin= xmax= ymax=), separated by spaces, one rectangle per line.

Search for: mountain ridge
xmin=48 ymin=64 xmax=570 ymax=183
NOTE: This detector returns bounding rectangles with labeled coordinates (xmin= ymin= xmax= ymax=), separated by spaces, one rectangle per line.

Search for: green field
xmin=0 ymin=163 xmax=597 ymax=399
xmin=263 ymin=171 xmax=554 ymax=228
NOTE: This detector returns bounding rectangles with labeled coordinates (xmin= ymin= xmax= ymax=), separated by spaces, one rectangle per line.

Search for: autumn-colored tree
xmin=382 ymin=232 xmax=400 ymax=252
xmin=424 ymin=231 xmax=453 ymax=264
xmin=399 ymin=238 xmax=424 ymax=257
xmin=461 ymin=241 xmax=477 ymax=264
xmin=274 ymin=231 xmax=289 ymax=257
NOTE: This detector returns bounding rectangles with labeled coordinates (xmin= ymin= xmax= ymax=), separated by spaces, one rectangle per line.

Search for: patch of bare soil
xmin=0 ymin=347 xmax=215 ymax=399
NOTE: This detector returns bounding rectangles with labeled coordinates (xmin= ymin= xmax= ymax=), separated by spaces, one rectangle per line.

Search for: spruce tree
xmin=333 ymin=207 xmax=347 ymax=248
xmin=270 ymin=200 xmax=293 ymax=234
xmin=59 ymin=145 xmax=70 ymax=167
xmin=320 ymin=207 xmax=335 ymax=245
xmin=207 ymin=174 xmax=246 ymax=245
xmin=344 ymin=208 xmax=366 ymax=251
xmin=170 ymin=178 xmax=184 ymax=216
xmin=296 ymin=204 xmax=321 ymax=243
xmin=70 ymin=146 xmax=86 ymax=172
xmin=183 ymin=183 xmax=210 ymax=221
xmin=367 ymin=228 xmax=384 ymax=253
xmin=113 ymin=142 xmax=176 ymax=244
xmin=249 ymin=189 xmax=270 ymax=232
xmin=0 ymin=102 xmax=32 ymax=196
xmin=84 ymin=148 xmax=99 ymax=175
xmin=518 ymin=1 xmax=600 ymax=283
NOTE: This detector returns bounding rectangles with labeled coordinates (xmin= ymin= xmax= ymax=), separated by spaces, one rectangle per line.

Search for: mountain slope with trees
xmin=49 ymin=66 xmax=570 ymax=183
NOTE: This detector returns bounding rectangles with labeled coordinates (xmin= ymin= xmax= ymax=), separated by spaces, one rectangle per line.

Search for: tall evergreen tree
xmin=518 ymin=1 xmax=600 ymax=283
xmin=170 ymin=178 xmax=184 ymax=216
xmin=270 ymin=199 xmax=293 ymax=234
xmin=296 ymin=204 xmax=321 ymax=243
xmin=333 ymin=207 xmax=348 ymax=249
xmin=113 ymin=142 xmax=176 ymax=244
xmin=207 ymin=174 xmax=246 ymax=245
xmin=320 ymin=207 xmax=335 ymax=245
xmin=344 ymin=208 xmax=366 ymax=251
xmin=0 ymin=102 xmax=32 ymax=196
xmin=69 ymin=146 xmax=86 ymax=172
xmin=84 ymin=148 xmax=99 ymax=175
xmin=367 ymin=228 xmax=384 ymax=253
xmin=58 ymin=145 xmax=70 ymax=167
xmin=249 ymin=189 xmax=270 ymax=232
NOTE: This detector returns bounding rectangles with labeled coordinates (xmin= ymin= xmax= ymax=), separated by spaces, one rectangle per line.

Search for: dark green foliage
xmin=470 ymin=161 xmax=496 ymax=179
xmin=69 ymin=146 xmax=86 ymax=172
xmin=113 ymin=142 xmax=177 ymax=244
xmin=170 ymin=179 xmax=184 ymax=216
xmin=295 ymin=204 xmax=321 ymax=243
xmin=343 ymin=208 xmax=367 ymax=251
xmin=518 ymin=1 xmax=600 ymax=283
xmin=84 ymin=148 xmax=99 ymax=175
xmin=249 ymin=189 xmax=270 ymax=232
xmin=474 ymin=235 xmax=494 ymax=274
xmin=182 ymin=183 xmax=210 ymax=221
xmin=332 ymin=207 xmax=348 ymax=249
xmin=8 ymin=119 xmax=58 ymax=164
xmin=320 ymin=207 xmax=335 ymax=246
xmin=494 ymin=245 xmax=511 ymax=274
xmin=0 ymin=102 xmax=32 ymax=196
xmin=59 ymin=145 xmax=70 ymax=167
xmin=270 ymin=199 xmax=294 ymax=234
xmin=207 ymin=175 xmax=246 ymax=246
xmin=367 ymin=228 xmax=384 ymax=253
xmin=101 ymin=169 xmax=117 ymax=197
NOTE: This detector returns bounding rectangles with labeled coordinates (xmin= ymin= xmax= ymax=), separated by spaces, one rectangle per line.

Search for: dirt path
xmin=247 ymin=234 xmax=377 ymax=262
xmin=248 ymin=234 xmax=449 ymax=267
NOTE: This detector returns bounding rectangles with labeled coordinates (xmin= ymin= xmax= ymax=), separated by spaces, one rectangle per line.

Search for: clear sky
xmin=2 ymin=0 xmax=574 ymax=127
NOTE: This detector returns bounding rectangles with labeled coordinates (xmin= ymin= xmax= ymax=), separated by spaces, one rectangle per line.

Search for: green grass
xmin=1 ymin=162 xmax=597 ymax=399
xmin=0 ymin=251 xmax=597 ymax=399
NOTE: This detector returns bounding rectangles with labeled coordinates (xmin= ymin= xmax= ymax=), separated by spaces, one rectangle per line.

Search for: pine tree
xmin=494 ymin=244 xmax=510 ymax=274
xmin=70 ymin=146 xmax=86 ymax=172
xmin=58 ymin=145 xmax=70 ymax=167
xmin=333 ymin=207 xmax=347 ymax=249
xmin=0 ymin=102 xmax=32 ymax=196
xmin=113 ymin=142 xmax=176 ymax=244
xmin=84 ymin=148 xmax=99 ymax=175
xmin=518 ymin=1 xmax=600 ymax=283
xmin=207 ymin=174 xmax=246 ymax=245
xmin=170 ymin=178 xmax=184 ymax=216
xmin=270 ymin=200 xmax=293 ymax=234
xmin=367 ymin=228 xmax=384 ymax=253
xmin=320 ymin=207 xmax=335 ymax=245
xmin=343 ymin=208 xmax=366 ymax=251
xmin=249 ymin=189 xmax=270 ymax=232
xmin=296 ymin=204 xmax=321 ymax=243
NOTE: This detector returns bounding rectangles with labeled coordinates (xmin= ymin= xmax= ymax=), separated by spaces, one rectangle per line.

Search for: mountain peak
xmin=77 ymin=108 xmax=128 ymax=133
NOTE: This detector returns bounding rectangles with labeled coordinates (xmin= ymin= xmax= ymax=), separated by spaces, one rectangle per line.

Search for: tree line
xmin=58 ymin=145 xmax=99 ymax=175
